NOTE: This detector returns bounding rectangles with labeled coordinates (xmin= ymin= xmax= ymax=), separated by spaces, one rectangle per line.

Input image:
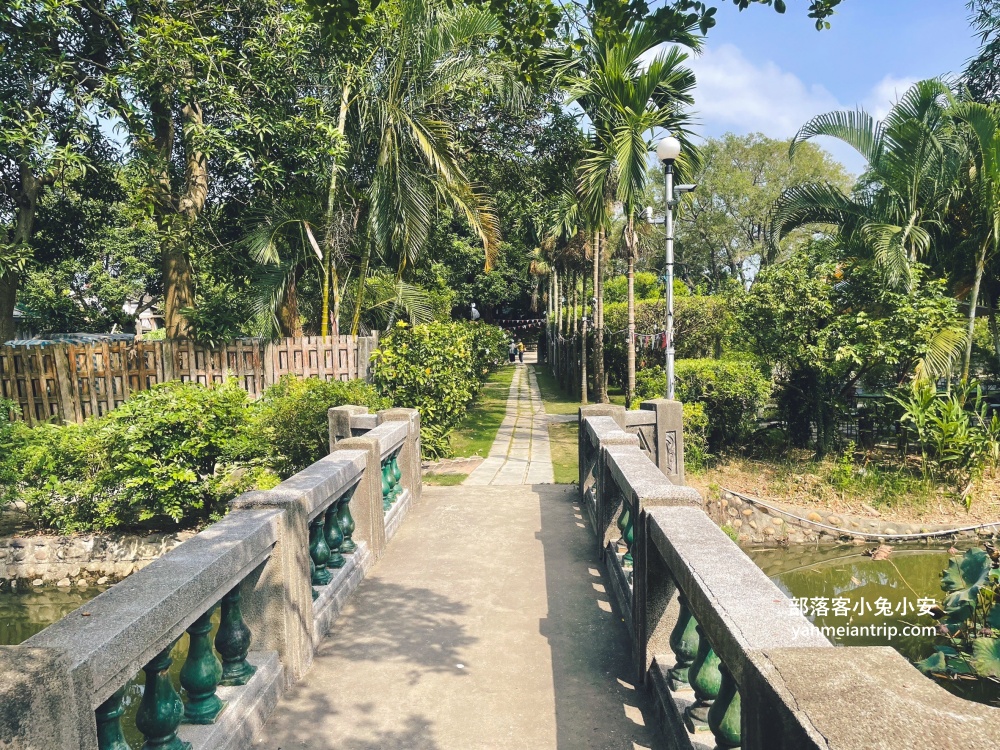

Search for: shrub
xmin=635 ymin=359 xmax=771 ymax=452
xmin=12 ymin=380 xmax=258 ymax=532
xmin=249 ymin=376 xmax=390 ymax=478
xmin=370 ymin=321 xmax=506 ymax=458
xmin=1 ymin=400 xmax=22 ymax=507
xmin=682 ymin=401 xmax=709 ymax=472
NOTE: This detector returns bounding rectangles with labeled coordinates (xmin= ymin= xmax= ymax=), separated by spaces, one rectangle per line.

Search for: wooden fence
xmin=0 ymin=335 xmax=378 ymax=426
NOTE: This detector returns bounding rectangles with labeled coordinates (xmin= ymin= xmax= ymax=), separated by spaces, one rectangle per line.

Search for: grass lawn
xmin=531 ymin=364 xmax=583 ymax=415
xmin=423 ymin=473 xmax=467 ymax=486
xmin=549 ymin=422 xmax=579 ymax=484
xmin=450 ymin=365 xmax=514 ymax=458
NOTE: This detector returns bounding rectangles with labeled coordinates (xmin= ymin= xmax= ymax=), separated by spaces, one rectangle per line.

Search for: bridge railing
xmin=0 ymin=405 xmax=421 ymax=750
xmin=581 ymin=403 xmax=1000 ymax=750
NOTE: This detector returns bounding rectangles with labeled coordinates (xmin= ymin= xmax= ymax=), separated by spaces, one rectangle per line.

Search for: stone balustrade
xmin=580 ymin=403 xmax=1000 ymax=750
xmin=0 ymin=406 xmax=422 ymax=750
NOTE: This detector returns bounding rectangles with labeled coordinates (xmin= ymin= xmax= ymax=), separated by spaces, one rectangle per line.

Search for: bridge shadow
xmin=535 ymin=484 xmax=666 ymax=750
xmin=315 ymin=579 xmax=475 ymax=685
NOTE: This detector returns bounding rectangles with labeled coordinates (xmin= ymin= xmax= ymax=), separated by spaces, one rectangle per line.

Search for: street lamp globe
xmin=656 ymin=136 xmax=682 ymax=164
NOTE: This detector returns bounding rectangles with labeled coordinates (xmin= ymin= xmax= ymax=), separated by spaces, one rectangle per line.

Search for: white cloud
xmin=861 ymin=75 xmax=919 ymax=120
xmin=684 ymin=44 xmax=841 ymax=139
xmin=676 ymin=45 xmax=926 ymax=175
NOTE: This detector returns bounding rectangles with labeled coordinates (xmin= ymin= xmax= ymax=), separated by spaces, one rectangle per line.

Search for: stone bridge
xmin=2 ymin=388 xmax=999 ymax=748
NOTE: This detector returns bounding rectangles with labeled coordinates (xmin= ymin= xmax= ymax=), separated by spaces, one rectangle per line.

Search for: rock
xmin=827 ymin=516 xmax=842 ymax=526
xmin=883 ymin=528 xmax=897 ymax=536
xmin=763 ymin=526 xmax=776 ymax=536
xmin=32 ymin=579 xmax=43 ymax=587
xmin=33 ymin=548 xmax=48 ymax=562
xmin=742 ymin=508 xmax=753 ymax=517
xmin=748 ymin=520 xmax=758 ymax=530
xmin=76 ymin=580 xmax=88 ymax=589
xmin=772 ymin=517 xmax=784 ymax=526
xmin=96 ymin=576 xmax=109 ymax=585
xmin=732 ymin=519 xmax=743 ymax=529
xmin=56 ymin=578 xmax=70 ymax=588
xmin=807 ymin=512 xmax=823 ymax=522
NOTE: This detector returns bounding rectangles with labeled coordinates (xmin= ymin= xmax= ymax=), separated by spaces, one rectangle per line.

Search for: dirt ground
xmin=688 ymin=451 xmax=1000 ymax=526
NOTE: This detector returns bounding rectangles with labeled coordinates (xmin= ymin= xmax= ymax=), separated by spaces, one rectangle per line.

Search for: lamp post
xmin=656 ymin=136 xmax=681 ymax=400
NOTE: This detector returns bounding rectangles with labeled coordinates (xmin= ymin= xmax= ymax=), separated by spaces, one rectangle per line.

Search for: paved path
xmin=254 ymin=484 xmax=662 ymax=750
xmin=464 ymin=363 xmax=554 ymax=486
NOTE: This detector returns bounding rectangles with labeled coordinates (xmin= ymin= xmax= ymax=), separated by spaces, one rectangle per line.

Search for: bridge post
xmin=639 ymin=399 xmax=685 ymax=485
xmin=328 ymin=404 xmax=370 ymax=451
xmin=0 ymin=647 xmax=86 ymax=748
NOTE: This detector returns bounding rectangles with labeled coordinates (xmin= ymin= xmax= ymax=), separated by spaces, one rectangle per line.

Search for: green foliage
xmin=0 ymin=398 xmax=19 ymax=507
xmin=603 ymin=272 xmax=664 ymax=304
xmin=740 ymin=251 xmax=965 ymax=457
xmin=891 ymin=381 xmax=1000 ymax=496
xmin=603 ymin=295 xmax=734 ymax=386
xmin=248 ymin=376 xmax=389 ymax=478
xmin=370 ymin=321 xmax=507 ymax=457
xmin=682 ymin=401 xmax=709 ymax=472
xmin=634 ymin=359 xmax=771 ymax=452
xmin=10 ymin=381 xmax=258 ymax=532
xmin=918 ymin=546 xmax=1000 ymax=685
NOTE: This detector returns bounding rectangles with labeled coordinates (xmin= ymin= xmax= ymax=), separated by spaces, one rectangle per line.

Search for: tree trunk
xmin=0 ymin=167 xmax=45 ymax=343
xmin=626 ymin=217 xmax=636 ymax=409
xmin=278 ymin=266 xmax=302 ymax=337
xmin=581 ymin=259 xmax=588 ymax=404
xmin=594 ymin=229 xmax=608 ymax=403
xmin=351 ymin=246 xmax=371 ymax=336
xmin=962 ymin=237 xmax=990 ymax=382
xmin=571 ymin=270 xmax=578 ymax=336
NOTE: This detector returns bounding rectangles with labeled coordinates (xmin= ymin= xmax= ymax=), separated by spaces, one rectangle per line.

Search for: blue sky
xmin=684 ymin=0 xmax=978 ymax=173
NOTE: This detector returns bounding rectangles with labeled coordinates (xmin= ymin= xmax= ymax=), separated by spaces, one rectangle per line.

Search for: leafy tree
xmin=740 ymin=247 xmax=966 ymax=457
xmin=568 ymin=21 xmax=696 ymax=407
xmin=673 ymin=133 xmax=850 ymax=288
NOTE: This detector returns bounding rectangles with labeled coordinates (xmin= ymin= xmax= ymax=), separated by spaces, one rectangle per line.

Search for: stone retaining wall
xmin=0 ymin=531 xmax=194 ymax=586
xmin=707 ymin=489 xmax=999 ymax=545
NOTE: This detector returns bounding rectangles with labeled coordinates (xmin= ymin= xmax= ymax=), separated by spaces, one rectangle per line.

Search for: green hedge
xmin=3 ymin=375 xmax=391 ymax=533
xmin=370 ymin=321 xmax=508 ymax=458
xmin=602 ymin=296 xmax=733 ymax=387
xmin=635 ymin=359 xmax=771 ymax=452
xmin=246 ymin=376 xmax=389 ymax=478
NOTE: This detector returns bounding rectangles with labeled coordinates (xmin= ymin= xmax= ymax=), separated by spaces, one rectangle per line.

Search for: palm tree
xmin=249 ymin=0 xmax=505 ymax=336
xmin=566 ymin=22 xmax=696 ymax=407
xmin=772 ymin=79 xmax=962 ymax=289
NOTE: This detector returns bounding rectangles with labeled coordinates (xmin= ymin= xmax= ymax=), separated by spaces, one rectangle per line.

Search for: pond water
xmin=0 ymin=586 xmax=210 ymax=746
xmin=747 ymin=544 xmax=1000 ymax=708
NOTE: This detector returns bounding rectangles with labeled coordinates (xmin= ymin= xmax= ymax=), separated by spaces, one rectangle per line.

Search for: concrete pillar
xmin=357 ymin=335 xmax=376 ymax=381
xmin=0 ymin=648 xmax=86 ymax=749
xmin=328 ymin=405 xmax=369 ymax=451
xmin=332 ymin=438 xmax=387 ymax=561
xmin=640 ymin=399 xmax=685 ymax=485
xmin=378 ymin=408 xmax=422 ymax=503
xmin=230 ymin=492 xmax=314 ymax=687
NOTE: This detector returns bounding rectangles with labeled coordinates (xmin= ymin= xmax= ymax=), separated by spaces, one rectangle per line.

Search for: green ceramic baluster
xmin=180 ymin=606 xmax=225 ymax=724
xmin=386 ymin=456 xmax=398 ymax=505
xmin=391 ymin=454 xmax=403 ymax=500
xmin=96 ymin=686 xmax=131 ymax=750
xmin=381 ymin=459 xmax=391 ymax=511
xmin=309 ymin=553 xmax=318 ymax=600
xmin=684 ymin=624 xmax=721 ymax=732
xmin=707 ymin=663 xmax=741 ymax=749
xmin=136 ymin=640 xmax=190 ymax=750
xmin=215 ymin=587 xmax=256 ymax=686
xmin=325 ymin=501 xmax=345 ymax=569
xmin=339 ymin=491 xmax=357 ymax=553
xmin=309 ymin=518 xmax=332 ymax=586
xmin=668 ymin=595 xmax=700 ymax=690
xmin=623 ymin=501 xmax=635 ymax=567
xmin=615 ymin=497 xmax=628 ymax=557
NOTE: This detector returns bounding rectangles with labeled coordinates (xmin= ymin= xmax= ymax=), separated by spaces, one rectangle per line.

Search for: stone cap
xmin=646 ymin=505 xmax=831 ymax=687
xmin=24 ymin=507 xmax=282 ymax=708
xmin=584 ymin=415 xmax=639 ymax=448
xmin=605 ymin=446 xmax=701 ymax=508
xmin=238 ymin=450 xmax=367 ymax=522
xmin=743 ymin=646 xmax=1000 ymax=748
xmin=365 ymin=420 xmax=409 ymax=461
xmin=624 ymin=410 xmax=656 ymax=426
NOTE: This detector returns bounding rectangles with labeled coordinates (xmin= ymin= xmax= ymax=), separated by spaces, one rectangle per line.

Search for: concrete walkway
xmin=254 ymin=484 xmax=662 ymax=749
xmin=464 ymin=363 xmax=554 ymax=486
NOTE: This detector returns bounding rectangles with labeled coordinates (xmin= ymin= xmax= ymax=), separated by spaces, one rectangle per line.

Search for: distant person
xmin=509 ymin=340 xmax=517 ymax=363
xmin=470 ymin=302 xmax=480 ymax=321
xmin=517 ymin=340 xmax=525 ymax=363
